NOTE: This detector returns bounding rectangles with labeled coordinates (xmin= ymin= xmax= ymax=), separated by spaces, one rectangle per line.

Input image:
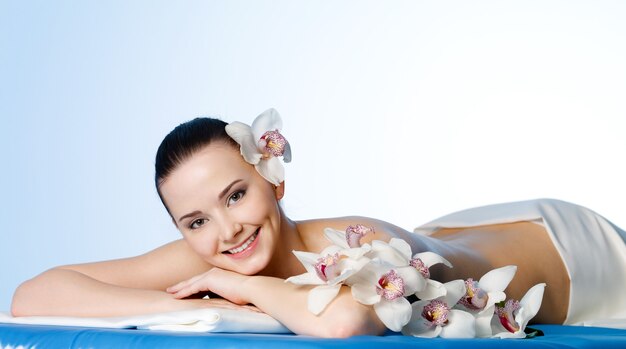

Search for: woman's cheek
xmin=185 ymin=232 xmax=219 ymax=258
xmin=239 ymin=194 xmax=271 ymax=222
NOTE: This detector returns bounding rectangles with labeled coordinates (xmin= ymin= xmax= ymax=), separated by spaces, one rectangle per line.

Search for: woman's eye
xmin=228 ymin=190 xmax=246 ymax=206
xmin=189 ymin=218 xmax=207 ymax=229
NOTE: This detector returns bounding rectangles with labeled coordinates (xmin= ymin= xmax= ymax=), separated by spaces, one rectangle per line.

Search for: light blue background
xmin=1 ymin=1 xmax=625 ymax=312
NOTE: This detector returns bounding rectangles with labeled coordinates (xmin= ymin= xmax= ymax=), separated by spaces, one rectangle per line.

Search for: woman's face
xmin=159 ymin=142 xmax=284 ymax=275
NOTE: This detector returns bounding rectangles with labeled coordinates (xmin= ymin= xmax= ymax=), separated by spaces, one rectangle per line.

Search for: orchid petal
xmin=515 ymin=283 xmax=546 ymax=330
xmin=328 ymin=257 xmax=371 ymax=285
xmin=344 ymin=260 xmax=378 ymax=286
xmin=374 ymin=297 xmax=412 ymax=332
xmin=493 ymin=331 xmax=527 ymax=339
xmin=430 ymin=326 xmax=443 ymax=338
xmin=329 ymin=269 xmax=356 ymax=286
xmin=282 ymin=141 xmax=292 ymax=163
xmin=251 ymin=108 xmax=283 ymax=139
xmin=319 ymin=244 xmax=343 ymax=256
xmin=414 ymin=251 xmax=452 ymax=268
xmin=291 ymin=251 xmax=321 ymax=275
xmin=483 ymin=290 xmax=506 ymax=311
xmin=474 ymin=305 xmax=495 ymax=337
xmin=395 ymin=266 xmax=426 ymax=295
xmin=415 ymin=279 xmax=447 ymax=300
xmin=351 ymin=282 xmax=381 ymax=305
xmin=337 ymin=255 xmax=371 ymax=276
xmin=224 ymin=122 xmax=262 ymax=165
xmin=341 ymin=246 xmax=372 ymax=260
xmin=492 ymin=325 xmax=527 ymax=339
xmin=308 ymin=284 xmax=342 ymax=315
xmin=369 ymin=240 xmax=409 ymax=266
xmin=255 ymin=156 xmax=284 ymax=186
xmin=346 ymin=257 xmax=394 ymax=292
xmin=402 ymin=321 xmax=441 ymax=338
xmin=285 ymin=272 xmax=325 ymax=286
xmin=491 ymin=304 xmax=526 ymax=338
xmin=323 ymin=228 xmax=350 ymax=249
xmin=439 ymin=309 xmax=476 ymax=338
xmin=388 ymin=238 xmax=413 ymax=260
xmin=401 ymin=301 xmax=441 ymax=337
xmin=443 ymin=280 xmax=466 ymax=306
xmin=478 ymin=265 xmax=517 ymax=293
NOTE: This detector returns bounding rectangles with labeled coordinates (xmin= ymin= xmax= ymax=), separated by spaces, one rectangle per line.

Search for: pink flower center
xmin=409 ymin=258 xmax=430 ymax=279
xmin=345 ymin=224 xmax=374 ymax=248
xmin=314 ymin=253 xmax=340 ymax=282
xmin=458 ymin=278 xmax=489 ymax=310
xmin=259 ymin=130 xmax=287 ymax=158
xmin=496 ymin=299 xmax=521 ymax=333
xmin=376 ymin=269 xmax=405 ymax=300
xmin=422 ymin=299 xmax=450 ymax=326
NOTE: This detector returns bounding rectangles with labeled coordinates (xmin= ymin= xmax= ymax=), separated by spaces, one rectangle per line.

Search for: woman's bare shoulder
xmin=60 ymin=239 xmax=212 ymax=291
xmin=296 ymin=216 xmax=414 ymax=249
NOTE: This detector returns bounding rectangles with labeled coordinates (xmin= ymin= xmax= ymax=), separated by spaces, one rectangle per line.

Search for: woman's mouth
xmin=223 ymin=228 xmax=260 ymax=258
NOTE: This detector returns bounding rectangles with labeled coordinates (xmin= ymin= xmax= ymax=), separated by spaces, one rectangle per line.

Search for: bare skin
xmin=12 ymin=217 xmax=569 ymax=331
xmin=11 ymin=143 xmax=570 ymax=336
xmin=295 ymin=218 xmax=569 ymax=323
xmin=426 ymin=222 xmax=570 ymax=324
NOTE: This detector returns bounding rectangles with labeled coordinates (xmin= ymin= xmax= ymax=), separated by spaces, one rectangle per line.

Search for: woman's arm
xmin=244 ymin=275 xmax=387 ymax=337
xmin=168 ymin=267 xmax=387 ymax=338
xmin=11 ymin=239 xmax=220 ymax=317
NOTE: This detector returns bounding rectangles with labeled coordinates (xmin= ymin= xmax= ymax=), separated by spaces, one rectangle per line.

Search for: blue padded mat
xmin=2 ymin=324 xmax=626 ymax=349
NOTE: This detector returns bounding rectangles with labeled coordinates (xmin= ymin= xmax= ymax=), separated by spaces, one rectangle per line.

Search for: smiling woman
xmin=10 ymin=109 xmax=626 ymax=338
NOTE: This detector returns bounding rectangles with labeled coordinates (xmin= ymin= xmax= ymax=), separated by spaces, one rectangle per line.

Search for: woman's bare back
xmin=297 ymin=218 xmax=570 ymax=324
xmin=430 ymin=222 xmax=569 ymax=323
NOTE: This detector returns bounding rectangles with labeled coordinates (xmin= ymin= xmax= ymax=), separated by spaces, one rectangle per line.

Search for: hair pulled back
xmin=154 ymin=117 xmax=239 ymax=217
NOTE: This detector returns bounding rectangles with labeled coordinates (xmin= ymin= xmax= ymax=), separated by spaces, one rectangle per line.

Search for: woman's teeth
xmin=227 ymin=230 xmax=259 ymax=254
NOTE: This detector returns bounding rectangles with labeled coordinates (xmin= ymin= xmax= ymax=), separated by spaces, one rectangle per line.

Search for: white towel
xmin=0 ymin=308 xmax=291 ymax=333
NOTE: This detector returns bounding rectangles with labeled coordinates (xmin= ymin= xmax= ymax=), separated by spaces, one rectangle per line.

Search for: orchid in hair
xmin=225 ymin=108 xmax=292 ymax=186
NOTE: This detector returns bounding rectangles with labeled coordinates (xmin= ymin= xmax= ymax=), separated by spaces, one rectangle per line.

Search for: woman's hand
xmin=166 ymin=267 xmax=251 ymax=305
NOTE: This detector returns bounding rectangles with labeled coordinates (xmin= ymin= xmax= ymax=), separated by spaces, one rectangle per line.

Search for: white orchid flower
xmin=402 ymin=280 xmax=476 ymax=338
xmin=324 ymin=225 xmax=375 ymax=249
xmin=455 ymin=265 xmax=517 ymax=337
xmin=367 ymin=238 xmax=452 ymax=300
xmin=349 ymin=261 xmax=425 ymax=332
xmin=491 ymin=283 xmax=546 ymax=338
xmin=285 ymin=245 xmax=370 ymax=315
xmin=225 ymin=108 xmax=292 ymax=186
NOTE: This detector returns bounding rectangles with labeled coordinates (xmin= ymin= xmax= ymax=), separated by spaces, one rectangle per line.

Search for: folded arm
xmin=11 ymin=239 xmax=223 ymax=317
xmin=168 ymin=267 xmax=387 ymax=337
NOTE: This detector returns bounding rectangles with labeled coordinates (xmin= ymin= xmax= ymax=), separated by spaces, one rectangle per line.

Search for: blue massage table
xmin=1 ymin=323 xmax=625 ymax=348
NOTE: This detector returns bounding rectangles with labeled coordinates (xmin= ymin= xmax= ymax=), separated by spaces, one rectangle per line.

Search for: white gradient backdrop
xmin=1 ymin=1 xmax=625 ymax=311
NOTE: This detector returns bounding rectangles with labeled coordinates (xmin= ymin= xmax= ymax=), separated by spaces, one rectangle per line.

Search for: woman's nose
xmin=219 ymin=214 xmax=243 ymax=241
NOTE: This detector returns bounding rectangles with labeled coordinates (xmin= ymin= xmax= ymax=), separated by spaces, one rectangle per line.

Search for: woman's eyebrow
xmin=178 ymin=210 xmax=201 ymax=224
xmin=177 ymin=179 xmax=244 ymax=224
xmin=218 ymin=179 xmax=243 ymax=200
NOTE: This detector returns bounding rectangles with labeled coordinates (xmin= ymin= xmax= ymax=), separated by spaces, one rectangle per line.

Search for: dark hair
xmin=154 ymin=117 xmax=239 ymax=218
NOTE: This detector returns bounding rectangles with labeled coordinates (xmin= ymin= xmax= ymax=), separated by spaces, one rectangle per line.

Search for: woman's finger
xmin=166 ymin=273 xmax=205 ymax=293
xmin=172 ymin=275 xmax=214 ymax=299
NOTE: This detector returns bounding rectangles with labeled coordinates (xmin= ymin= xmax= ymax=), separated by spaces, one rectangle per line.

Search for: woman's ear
xmin=275 ymin=181 xmax=285 ymax=200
